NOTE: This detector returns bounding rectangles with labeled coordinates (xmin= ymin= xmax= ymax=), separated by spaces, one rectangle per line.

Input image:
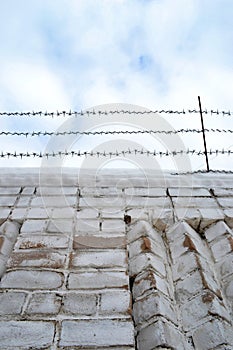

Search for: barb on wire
xmin=0 ymin=148 xmax=233 ymax=159
xmin=0 ymin=109 xmax=232 ymax=117
xmin=1 ymin=128 xmax=233 ymax=137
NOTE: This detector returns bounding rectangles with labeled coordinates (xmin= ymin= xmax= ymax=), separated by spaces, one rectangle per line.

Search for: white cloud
xmin=1 ymin=61 xmax=71 ymax=110
xmin=0 ymin=0 xmax=232 ymax=169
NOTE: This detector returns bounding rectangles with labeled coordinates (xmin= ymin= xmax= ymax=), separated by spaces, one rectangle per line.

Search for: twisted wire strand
xmin=1 ymin=128 xmax=233 ymax=137
xmin=0 ymin=109 xmax=232 ymax=117
xmin=172 ymin=169 xmax=233 ymax=175
xmin=0 ymin=149 xmax=232 ymax=159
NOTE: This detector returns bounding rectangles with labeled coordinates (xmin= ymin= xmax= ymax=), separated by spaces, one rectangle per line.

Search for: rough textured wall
xmin=0 ymin=170 xmax=232 ymax=350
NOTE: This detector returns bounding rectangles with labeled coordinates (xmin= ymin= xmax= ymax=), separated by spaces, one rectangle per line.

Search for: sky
xmin=0 ymin=0 xmax=232 ymax=171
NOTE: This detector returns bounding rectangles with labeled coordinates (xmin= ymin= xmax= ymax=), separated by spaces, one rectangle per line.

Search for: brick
xmin=0 ymin=291 xmax=27 ymax=315
xmin=97 ymin=176 xmax=146 ymax=188
xmin=180 ymin=292 xmax=230 ymax=331
xmin=101 ymin=219 xmax=125 ymax=232
xmin=62 ymin=293 xmax=97 ymax=315
xmin=125 ymin=187 xmax=166 ymax=196
xmin=70 ymin=250 xmax=127 ymax=269
xmin=210 ymin=237 xmax=232 ymax=261
xmin=27 ymin=207 xmax=52 ymax=219
xmin=100 ymin=207 xmax=125 ymax=219
xmin=175 ymin=208 xmax=201 ymax=229
xmin=0 ymin=221 xmax=20 ymax=258
xmin=21 ymin=219 xmax=47 ymax=233
xmin=133 ymin=292 xmax=177 ymax=325
xmin=169 ymin=187 xmax=211 ymax=197
xmin=81 ymin=186 xmax=122 ymax=197
xmin=0 ymin=208 xmax=11 ymax=224
xmin=0 ymin=196 xmax=17 ymax=206
xmin=0 ymin=321 xmax=54 ymax=348
xmin=52 ymin=207 xmax=74 ymax=219
xmin=0 ymin=254 xmax=7 ymax=278
xmin=193 ymin=320 xmax=231 ymax=350
xmin=75 ymin=219 xmax=100 ymax=232
xmin=212 ymin=188 xmax=233 ymax=197
xmin=224 ymin=276 xmax=233 ymax=300
xmin=125 ymin=208 xmax=149 ymax=224
xmin=47 ymin=219 xmax=73 ymax=233
xmin=79 ymin=196 xmax=125 ymax=208
xmin=26 ymin=293 xmax=61 ymax=314
xmin=172 ymin=197 xmax=218 ymax=208
xmin=73 ymin=235 xmax=126 ymax=249
xmin=7 ymin=251 xmax=66 ymax=269
xmin=199 ymin=208 xmax=224 ymax=230
xmin=31 ymin=196 xmax=76 ymax=207
xmin=205 ymin=221 xmax=232 ymax=242
xmin=152 ymin=208 xmax=173 ymax=231
xmin=166 ymin=221 xmax=191 ymax=243
xmin=216 ymin=255 xmax=233 ymax=278
xmin=0 ymin=270 xmax=63 ymax=289
xmin=10 ymin=207 xmax=28 ymax=221
xmin=176 ymin=270 xmax=220 ymax=303
xmin=68 ymin=271 xmax=128 ymax=289
xmin=0 ymin=220 xmax=20 ymax=238
xmin=0 ymin=187 xmax=21 ymax=195
xmin=36 ymin=186 xmax=77 ymax=196
xmin=169 ymin=234 xmax=207 ymax=261
xmin=126 ymin=196 xmax=170 ymax=208
xmin=21 ymin=187 xmax=35 ymax=195
xmin=100 ymin=290 xmax=131 ymax=315
xmin=172 ymin=252 xmax=198 ymax=281
xmin=59 ymin=320 xmax=134 ymax=347
xmin=133 ymin=270 xmax=171 ymax=299
xmin=202 ymin=206 xmax=224 ymax=224
xmin=0 ymin=237 xmax=17 ymax=256
xmin=127 ymin=220 xmax=163 ymax=245
xmin=76 ymin=208 xmax=99 ymax=219
xmin=129 ymin=253 xmax=166 ymax=278
xmin=224 ymin=208 xmax=233 ymax=228
xmin=167 ymin=223 xmax=208 ymax=261
xmin=137 ymin=320 xmax=186 ymax=350
xmin=15 ymin=234 xmax=69 ymax=250
xmin=16 ymin=196 xmax=31 ymax=207
xmin=217 ymin=197 xmax=233 ymax=207
xmin=129 ymin=236 xmax=166 ymax=260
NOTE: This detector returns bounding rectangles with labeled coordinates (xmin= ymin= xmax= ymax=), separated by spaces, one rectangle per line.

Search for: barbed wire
xmin=0 ymin=148 xmax=233 ymax=159
xmin=1 ymin=128 xmax=233 ymax=137
xmin=172 ymin=169 xmax=233 ymax=175
xmin=0 ymin=109 xmax=232 ymax=117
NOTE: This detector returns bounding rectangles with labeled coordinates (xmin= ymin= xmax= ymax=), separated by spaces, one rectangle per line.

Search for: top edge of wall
xmin=0 ymin=168 xmax=232 ymax=188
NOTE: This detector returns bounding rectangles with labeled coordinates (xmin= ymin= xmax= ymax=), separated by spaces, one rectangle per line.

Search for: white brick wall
xmin=0 ymin=169 xmax=232 ymax=349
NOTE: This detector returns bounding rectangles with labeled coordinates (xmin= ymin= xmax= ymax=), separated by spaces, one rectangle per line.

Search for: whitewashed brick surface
xmin=14 ymin=234 xmax=69 ymax=250
xmin=26 ymin=292 xmax=61 ymax=315
xmin=0 ymin=187 xmax=21 ymax=195
xmin=0 ymin=321 xmax=55 ymax=348
xmin=0 ymin=270 xmax=64 ymax=289
xmin=62 ymin=293 xmax=97 ymax=315
xmin=68 ymin=271 xmax=128 ymax=289
xmin=21 ymin=219 xmax=47 ymax=233
xmin=0 ymin=291 xmax=27 ymax=315
xmin=70 ymin=250 xmax=127 ymax=269
xmin=100 ymin=290 xmax=131 ymax=315
xmin=59 ymin=319 xmax=135 ymax=347
xmin=0 ymin=169 xmax=233 ymax=350
xmin=0 ymin=196 xmax=17 ymax=206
